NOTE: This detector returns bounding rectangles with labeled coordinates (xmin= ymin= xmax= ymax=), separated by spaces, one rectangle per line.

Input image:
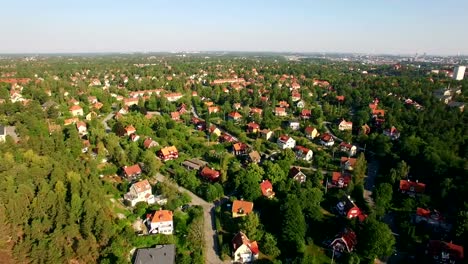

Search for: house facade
xmin=232 ymin=232 xmax=259 ymax=263
xmin=338 ymin=120 xmax=353 ymax=131
xmin=123 ymin=164 xmax=142 ymax=180
xmin=320 ymin=133 xmax=335 ymax=147
xmin=124 ymin=180 xmax=155 ymax=207
xmin=158 ymin=146 xmax=179 ymax=161
xmin=148 ymin=209 xmax=173 ymax=235
xmin=294 ymin=146 xmax=313 ymax=161
xmin=277 ymin=135 xmax=296 ymax=149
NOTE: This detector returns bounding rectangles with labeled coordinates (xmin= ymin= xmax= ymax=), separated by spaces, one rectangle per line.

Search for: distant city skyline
xmin=1 ymin=0 xmax=467 ymax=55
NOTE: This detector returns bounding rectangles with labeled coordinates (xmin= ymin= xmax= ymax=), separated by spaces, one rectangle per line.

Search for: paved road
xmin=364 ymin=156 xmax=379 ymax=207
xmin=155 ymin=173 xmax=229 ymax=264
xmin=101 ymin=112 xmax=115 ymax=132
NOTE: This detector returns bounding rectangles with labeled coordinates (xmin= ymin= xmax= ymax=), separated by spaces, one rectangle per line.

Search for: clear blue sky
xmin=1 ymin=0 xmax=467 ymax=55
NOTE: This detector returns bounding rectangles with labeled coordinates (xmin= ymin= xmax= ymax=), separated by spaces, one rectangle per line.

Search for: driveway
xmin=155 ymin=173 xmax=229 ymax=264
xmin=101 ymin=112 xmax=114 ymax=132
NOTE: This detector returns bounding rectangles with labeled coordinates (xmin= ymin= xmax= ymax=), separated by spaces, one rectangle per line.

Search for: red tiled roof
xmin=260 ymin=180 xmax=274 ymax=197
xmin=151 ymin=209 xmax=173 ymax=223
xmin=133 ymin=180 xmax=151 ymax=193
xmin=228 ymin=111 xmax=242 ymax=119
xmin=200 ymin=167 xmax=220 ymax=181
xmin=428 ymin=240 xmax=464 ymax=261
xmin=321 ymin=133 xmax=333 ymax=142
xmin=247 ymin=122 xmax=260 ymax=129
xmin=123 ymin=164 xmax=142 ymax=176
xmin=232 ymin=200 xmax=254 ymax=215
xmin=399 ymin=180 xmax=426 ymax=193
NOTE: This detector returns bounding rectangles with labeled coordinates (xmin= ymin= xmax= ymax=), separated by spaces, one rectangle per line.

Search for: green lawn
xmin=304 ymin=242 xmax=332 ymax=263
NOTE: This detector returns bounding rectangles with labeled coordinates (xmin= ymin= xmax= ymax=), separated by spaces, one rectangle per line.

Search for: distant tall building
xmin=453 ymin=66 xmax=466 ymax=80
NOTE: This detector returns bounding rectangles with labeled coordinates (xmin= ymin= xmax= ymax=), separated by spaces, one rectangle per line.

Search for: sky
xmin=1 ymin=0 xmax=467 ymax=55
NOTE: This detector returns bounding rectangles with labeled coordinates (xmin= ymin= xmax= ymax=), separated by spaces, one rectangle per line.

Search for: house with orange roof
xmin=399 ymin=179 xmax=425 ymax=196
xmin=123 ymin=97 xmax=139 ymax=107
xmin=164 ymin=92 xmax=183 ymax=102
xmin=232 ymin=200 xmax=254 ymax=218
xmin=278 ymin=101 xmax=289 ymax=108
xmin=426 ymin=240 xmax=464 ymax=263
xmin=233 ymin=142 xmax=249 ymax=156
xmin=341 ymin=157 xmax=357 ymax=171
xmin=228 ymin=111 xmax=242 ymax=121
xmin=69 ymin=105 xmax=83 ymax=116
xmin=300 ymin=109 xmax=312 ymax=119
xmin=200 ymin=167 xmax=220 ymax=182
xmin=249 ymin=107 xmax=263 ymax=116
xmin=260 ymin=180 xmax=275 ymax=199
xmin=170 ymin=111 xmax=180 ymax=121
xmin=274 ymin=107 xmax=287 ymax=117
xmin=148 ymin=209 xmax=173 ymax=234
xmin=64 ymin=117 xmax=79 ymax=126
xmin=232 ymin=232 xmax=259 ymax=263
xmin=208 ymin=106 xmax=221 ymax=114
xmin=329 ymin=172 xmax=352 ymax=189
xmin=124 ymin=125 xmax=136 ymax=136
xmin=158 ymin=146 xmax=179 ymax=161
xmin=124 ymin=180 xmax=155 ymax=207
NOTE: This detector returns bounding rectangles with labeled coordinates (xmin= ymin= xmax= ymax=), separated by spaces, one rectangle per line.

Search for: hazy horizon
xmin=1 ymin=0 xmax=467 ymax=55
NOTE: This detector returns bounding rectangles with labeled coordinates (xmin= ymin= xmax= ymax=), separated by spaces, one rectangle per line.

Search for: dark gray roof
xmin=133 ymin=245 xmax=175 ymax=264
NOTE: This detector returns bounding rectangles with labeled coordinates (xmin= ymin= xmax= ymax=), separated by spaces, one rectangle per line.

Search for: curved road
xmin=155 ymin=173 xmax=229 ymax=264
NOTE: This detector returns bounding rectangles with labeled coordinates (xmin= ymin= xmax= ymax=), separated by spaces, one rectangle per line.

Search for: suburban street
xmin=155 ymin=173 xmax=229 ymax=264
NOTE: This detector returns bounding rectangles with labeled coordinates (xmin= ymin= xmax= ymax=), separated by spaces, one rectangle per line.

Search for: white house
xmin=339 ymin=142 xmax=357 ymax=156
xmin=124 ymin=180 xmax=155 ymax=207
xmin=69 ymin=105 xmax=84 ymax=116
xmin=320 ymin=133 xmax=335 ymax=147
xmin=294 ymin=146 xmax=313 ymax=161
xmin=338 ymin=120 xmax=353 ymax=131
xmin=76 ymin=121 xmax=87 ymax=136
xmin=232 ymin=232 xmax=259 ymax=263
xmin=288 ymin=121 xmax=300 ymax=131
xmin=149 ymin=209 xmax=173 ymax=235
xmin=277 ymin=135 xmax=296 ymax=149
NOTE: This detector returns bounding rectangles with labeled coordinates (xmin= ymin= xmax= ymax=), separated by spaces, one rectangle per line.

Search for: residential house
xmin=247 ymin=122 xmax=260 ymax=133
xmin=260 ymin=180 xmax=275 ymax=199
xmin=232 ymin=232 xmax=259 ymax=263
xmin=158 ymin=146 xmax=179 ymax=162
xmin=228 ymin=111 xmax=242 ymax=121
xmin=399 ymin=179 xmax=426 ymax=196
xmin=296 ymin=100 xmax=305 ymax=108
xmin=320 ymin=133 xmax=335 ymax=147
xmin=384 ymin=126 xmax=400 ymax=140
xmin=336 ymin=95 xmax=345 ymax=102
xmin=124 ymin=180 xmax=155 ymax=207
xmin=288 ymin=120 xmax=300 ymax=131
xmin=338 ymin=119 xmax=353 ymax=131
xmin=233 ymin=103 xmax=242 ymax=110
xmin=291 ymin=82 xmax=301 ymax=90
xmin=143 ymin=138 xmax=158 ymax=149
xmin=329 ymin=172 xmax=351 ymax=189
xmin=360 ymin=124 xmax=371 ymax=135
xmin=64 ymin=117 xmax=79 ymax=126
xmin=274 ymin=107 xmax=287 ymax=117
xmin=191 ymin=117 xmax=206 ymax=131
xmin=340 ymin=157 xmax=357 ymax=171
xmin=130 ymin=133 xmax=140 ymax=142
xmin=248 ymin=151 xmax=261 ymax=164
xmin=289 ymin=167 xmax=306 ymax=184
xmin=260 ymin=129 xmax=273 ymax=140
xmin=92 ymin=102 xmax=103 ymax=110
xmin=304 ymin=126 xmax=319 ymax=139
xmin=208 ymin=125 xmax=222 ymax=137
xmin=123 ymin=164 xmax=142 ymax=181
xmin=249 ymin=107 xmax=263 ymax=116
xmin=123 ymin=98 xmax=139 ymax=107
xmin=87 ymin=96 xmax=98 ymax=104
xmin=177 ymin=103 xmax=188 ymax=114
xmin=220 ymin=133 xmax=236 ymax=143
xmin=69 ymin=105 xmax=83 ymax=116
xmin=300 ymin=109 xmax=312 ymax=119
xmin=426 ymin=240 xmax=464 ymax=264
xmin=232 ymin=200 xmax=254 ymax=218
xmin=339 ymin=142 xmax=357 ymax=156
xmin=208 ymin=105 xmax=221 ymax=114
xmin=294 ymin=146 xmax=313 ymax=161
xmin=148 ymin=209 xmax=173 ymax=234
xmin=336 ymin=196 xmax=367 ymax=221
xmin=413 ymin=208 xmax=452 ymax=232
xmin=170 ymin=111 xmax=180 ymax=121
xmin=124 ymin=125 xmax=137 ymax=136
xmin=133 ymin=245 xmax=176 ymax=264
xmin=164 ymin=92 xmax=183 ymax=102
xmin=329 ymin=229 xmax=357 ymax=257
xmin=448 ymin=101 xmax=465 ymax=112
xmin=277 ymin=135 xmax=296 ymax=149
xmin=291 ymin=92 xmax=301 ymax=102
xmin=76 ymin=121 xmax=87 ymax=136
xmin=278 ymin=101 xmax=289 ymax=108
xmin=233 ymin=142 xmax=249 ymax=156
xmin=200 ymin=166 xmax=220 ymax=182
xmin=86 ymin=111 xmax=97 ymax=120
xmin=182 ymin=158 xmax=207 ymax=171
